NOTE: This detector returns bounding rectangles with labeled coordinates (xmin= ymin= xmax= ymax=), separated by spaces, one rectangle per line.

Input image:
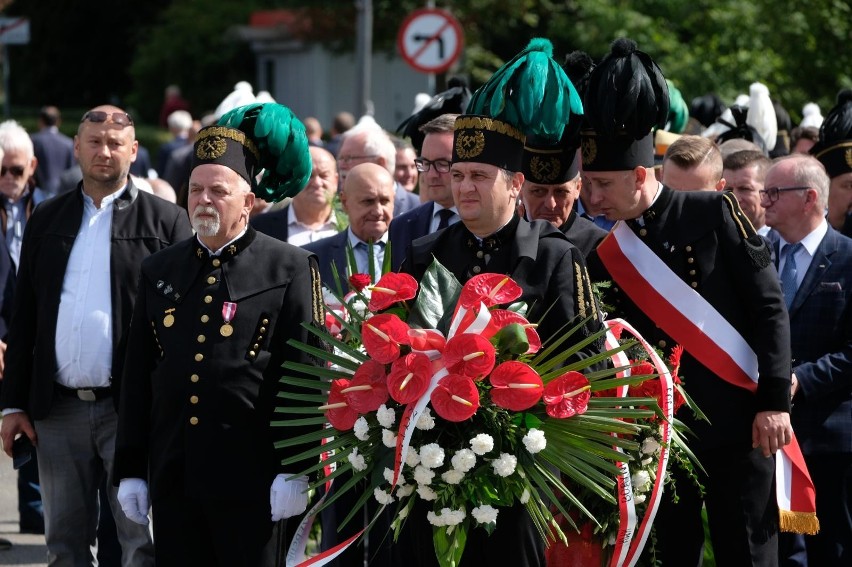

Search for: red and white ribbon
xmin=222 ymin=301 xmax=237 ymax=323
xmin=598 ymin=221 xmax=818 ymax=535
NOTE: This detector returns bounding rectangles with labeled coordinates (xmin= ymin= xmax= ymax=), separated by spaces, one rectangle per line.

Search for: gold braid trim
xmin=196 ymin=126 xmax=260 ymax=161
xmin=721 ymin=192 xmax=755 ymax=239
xmin=779 ymin=509 xmax=820 ymax=535
xmin=575 ymin=261 xmax=587 ymax=319
xmin=454 ymin=116 xmax=524 ymax=142
xmin=310 ymin=264 xmax=323 ymax=325
xmin=583 ymin=265 xmax=598 ymax=321
xmin=811 ymin=140 xmax=852 ymax=160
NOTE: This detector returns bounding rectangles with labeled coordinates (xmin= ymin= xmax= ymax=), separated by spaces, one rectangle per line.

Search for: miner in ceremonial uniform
xmin=581 ymin=39 xmax=803 ymax=566
xmin=399 ymin=39 xmax=602 ymax=567
xmin=114 ymin=103 xmax=325 ymax=567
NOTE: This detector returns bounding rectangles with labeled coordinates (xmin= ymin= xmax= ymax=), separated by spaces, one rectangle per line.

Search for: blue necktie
xmin=779 ymin=242 xmax=803 ymax=309
xmin=437 ymin=209 xmax=455 ymax=230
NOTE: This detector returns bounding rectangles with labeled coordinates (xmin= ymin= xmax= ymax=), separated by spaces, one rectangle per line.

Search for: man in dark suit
xmin=518 ymin=139 xmax=606 ymax=259
xmin=765 ymin=155 xmax=852 ymax=566
xmin=303 ymin=162 xmax=394 ymax=291
xmin=30 ymin=105 xmax=75 ymax=198
xmin=810 ymin=91 xmax=852 ymax=239
xmin=336 ymin=126 xmax=418 ymax=218
xmin=0 ymin=105 xmax=192 ymax=565
xmin=582 ymin=39 xmax=794 ymax=567
xmin=399 ymin=114 xmax=602 ymax=567
xmin=114 ymin=114 xmax=322 ymax=566
xmin=251 ymin=146 xmax=340 ymax=245
xmin=156 ymin=109 xmax=192 ymax=177
xmin=388 ymin=113 xmax=459 ymax=269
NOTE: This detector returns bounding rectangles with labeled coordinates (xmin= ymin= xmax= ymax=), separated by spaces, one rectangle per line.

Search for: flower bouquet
xmin=274 ymin=259 xmax=699 ymax=567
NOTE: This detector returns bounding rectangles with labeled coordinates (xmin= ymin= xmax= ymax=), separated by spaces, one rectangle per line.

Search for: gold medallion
xmin=220 ymin=323 xmax=234 ymax=337
xmin=163 ymin=308 xmax=176 ymax=328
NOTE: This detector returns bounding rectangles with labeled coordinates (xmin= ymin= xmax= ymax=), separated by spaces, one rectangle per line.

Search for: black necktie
xmin=437 ymin=209 xmax=455 ymax=230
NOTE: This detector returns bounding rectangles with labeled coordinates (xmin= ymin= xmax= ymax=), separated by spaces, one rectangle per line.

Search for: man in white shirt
xmin=0 ymin=105 xmax=192 ymax=566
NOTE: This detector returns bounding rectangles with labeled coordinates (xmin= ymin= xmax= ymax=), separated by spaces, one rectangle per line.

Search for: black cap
xmin=580 ymin=38 xmax=669 ymax=171
xmin=452 ymin=115 xmax=524 ymax=172
xmin=396 ymin=78 xmax=471 ymax=153
xmin=522 ymin=136 xmax=579 ymax=184
xmin=810 ymin=90 xmax=852 ymax=178
xmin=192 ymin=125 xmax=261 ymax=188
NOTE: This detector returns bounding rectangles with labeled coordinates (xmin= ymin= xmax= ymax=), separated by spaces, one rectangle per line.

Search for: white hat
xmin=800 ymin=102 xmax=823 ymax=129
xmin=213 ymin=81 xmax=256 ymax=119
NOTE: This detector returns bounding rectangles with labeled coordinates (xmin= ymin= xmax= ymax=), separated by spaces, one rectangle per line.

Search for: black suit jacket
xmin=559 ymin=211 xmax=608 ymax=259
xmin=0 ymin=181 xmax=193 ymax=418
xmin=302 ymin=230 xmax=350 ymax=292
xmin=393 ymin=182 xmax=420 ymax=218
xmin=388 ymin=201 xmax=436 ymax=270
xmin=594 ymin=186 xmax=792 ymax=449
xmin=769 ymin=226 xmax=852 ymax=454
xmin=249 ymin=204 xmax=290 ymax=242
xmin=115 ymin=228 xmax=324 ymax=500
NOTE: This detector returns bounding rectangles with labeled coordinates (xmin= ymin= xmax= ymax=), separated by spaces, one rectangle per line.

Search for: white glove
xmin=117 ymin=478 xmax=150 ymax=525
xmin=270 ymin=473 xmax=309 ymax=521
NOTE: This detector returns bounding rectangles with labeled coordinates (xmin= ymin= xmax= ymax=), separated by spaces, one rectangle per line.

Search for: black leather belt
xmin=55 ymin=384 xmax=112 ymax=402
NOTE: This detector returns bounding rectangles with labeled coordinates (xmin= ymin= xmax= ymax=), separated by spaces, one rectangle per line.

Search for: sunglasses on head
xmin=0 ymin=165 xmax=25 ymax=178
xmin=80 ymin=111 xmax=134 ymax=126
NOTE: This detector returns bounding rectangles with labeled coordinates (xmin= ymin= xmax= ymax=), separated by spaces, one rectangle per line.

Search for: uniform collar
xmin=194 ymin=225 xmax=256 ymax=263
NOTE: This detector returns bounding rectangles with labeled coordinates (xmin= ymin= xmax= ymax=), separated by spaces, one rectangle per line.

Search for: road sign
xmin=397 ymin=8 xmax=463 ymax=74
xmin=0 ymin=18 xmax=29 ymax=45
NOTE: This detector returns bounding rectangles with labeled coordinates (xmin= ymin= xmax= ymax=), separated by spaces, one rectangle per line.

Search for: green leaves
xmin=408 ymin=259 xmax=462 ymax=332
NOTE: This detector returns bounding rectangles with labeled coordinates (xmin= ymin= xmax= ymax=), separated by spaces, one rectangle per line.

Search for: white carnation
xmin=383 ymin=467 xmax=396 ymax=484
xmin=634 ymin=494 xmax=647 ymax=505
xmin=471 ymin=504 xmax=499 ymax=525
xmin=405 ymin=448 xmax=421 ymax=468
xmin=451 ymin=449 xmax=476 ymax=473
xmin=427 ymin=507 xmax=466 ymax=527
xmin=641 ymin=437 xmax=661 ymax=455
xmin=491 ymin=453 xmax=517 ymax=478
xmin=419 ymin=443 xmax=446 ymax=469
xmin=382 ymin=428 xmax=397 ymax=448
xmin=376 ymin=404 xmax=396 ymax=428
xmin=470 ymin=433 xmax=494 ymax=455
xmin=441 ymin=469 xmax=465 ymax=485
xmin=631 ymin=470 xmax=651 ymax=492
xmin=522 ymin=429 xmax=547 ymax=454
xmin=520 ymin=488 xmax=531 ymax=504
xmin=416 ymin=407 xmax=436 ymax=430
xmin=348 ymin=448 xmax=367 ymax=471
xmin=417 ymin=485 xmax=437 ymax=501
xmin=396 ymin=483 xmax=415 ymax=498
xmin=374 ymin=487 xmax=394 ymax=505
xmin=413 ymin=465 xmax=436 ymax=486
xmin=353 ymin=417 xmax=370 ymax=441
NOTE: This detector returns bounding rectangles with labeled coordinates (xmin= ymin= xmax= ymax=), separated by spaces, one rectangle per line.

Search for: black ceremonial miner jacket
xmin=114 ymin=227 xmax=325 ymax=502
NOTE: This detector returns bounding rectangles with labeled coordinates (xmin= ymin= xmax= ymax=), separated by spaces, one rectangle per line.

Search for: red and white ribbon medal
xmin=220 ymin=302 xmax=237 ymax=337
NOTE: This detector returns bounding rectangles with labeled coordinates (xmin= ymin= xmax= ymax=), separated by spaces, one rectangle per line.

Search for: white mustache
xmin=192 ymin=205 xmax=219 ymax=222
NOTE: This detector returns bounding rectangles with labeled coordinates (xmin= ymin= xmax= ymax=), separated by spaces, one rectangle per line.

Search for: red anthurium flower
xmin=543 ymin=371 xmax=591 ymax=419
xmin=361 ymin=313 xmax=410 ymax=364
xmin=443 ymin=334 xmax=496 ymax=380
xmin=489 ymin=361 xmax=544 ymax=411
xmin=431 ymin=374 xmax=480 ymax=422
xmin=629 ymin=361 xmax=656 ymax=379
xmin=342 ymin=360 xmax=389 ymax=413
xmin=320 ymin=379 xmax=360 ymax=431
xmin=483 ymin=309 xmax=542 ymax=354
xmin=348 ymin=273 xmax=372 ymax=292
xmin=387 ymin=353 xmax=432 ymax=404
xmin=459 ymin=273 xmax=523 ymax=309
xmin=368 ymin=272 xmax=418 ymax=311
xmin=407 ymin=328 xmax=446 ymax=353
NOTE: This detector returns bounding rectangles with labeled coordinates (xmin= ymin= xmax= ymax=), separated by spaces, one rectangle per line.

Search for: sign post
xmin=396 ymin=8 xmax=463 ymax=75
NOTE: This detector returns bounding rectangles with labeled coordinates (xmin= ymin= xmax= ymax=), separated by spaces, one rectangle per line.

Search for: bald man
xmin=303 ymin=162 xmax=394 ymax=288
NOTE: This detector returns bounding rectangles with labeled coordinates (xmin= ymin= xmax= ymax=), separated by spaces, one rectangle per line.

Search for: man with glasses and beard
xmin=0 ymin=105 xmax=191 ymax=566
xmin=114 ymin=103 xmax=325 ymax=566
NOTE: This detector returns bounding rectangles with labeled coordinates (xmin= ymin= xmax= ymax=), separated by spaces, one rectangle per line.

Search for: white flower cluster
xmin=641 ymin=436 xmax=661 ymax=455
xmin=416 ymin=407 xmax=436 ymax=430
xmin=471 ymin=504 xmax=499 ymax=525
xmin=419 ymin=443 xmax=445 ymax=469
xmin=348 ymin=448 xmax=367 ymax=471
xmin=491 ymin=453 xmax=517 ymax=478
xmin=522 ymin=428 xmax=547 ymax=454
xmin=382 ymin=429 xmax=397 ymax=448
xmin=427 ymin=507 xmax=466 ymax=527
xmin=451 ymin=449 xmax=476 ymax=473
xmin=470 ymin=433 xmax=494 ymax=455
xmin=373 ymin=487 xmax=394 ymax=505
xmin=353 ymin=416 xmax=370 ymax=441
xmin=376 ymin=404 xmax=395 ymax=428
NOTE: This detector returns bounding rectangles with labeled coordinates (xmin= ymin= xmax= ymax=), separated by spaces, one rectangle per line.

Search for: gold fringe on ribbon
xmin=779 ymin=509 xmax=820 ymax=535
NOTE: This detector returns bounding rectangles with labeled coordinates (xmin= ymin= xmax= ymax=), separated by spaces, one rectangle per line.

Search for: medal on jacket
xmin=220 ymin=302 xmax=236 ymax=337
xmin=163 ymin=308 xmax=175 ymax=328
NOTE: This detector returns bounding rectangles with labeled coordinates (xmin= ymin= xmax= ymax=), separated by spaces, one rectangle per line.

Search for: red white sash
xmin=597 ymin=221 xmax=818 ymax=535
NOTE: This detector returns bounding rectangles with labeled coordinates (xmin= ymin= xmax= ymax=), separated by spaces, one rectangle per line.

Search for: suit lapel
xmin=416 ymin=204 xmax=432 ymax=238
xmin=789 ymin=228 xmax=836 ymax=317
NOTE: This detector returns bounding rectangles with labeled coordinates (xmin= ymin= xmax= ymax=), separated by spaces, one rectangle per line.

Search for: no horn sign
xmin=397 ymin=8 xmax=464 ymax=74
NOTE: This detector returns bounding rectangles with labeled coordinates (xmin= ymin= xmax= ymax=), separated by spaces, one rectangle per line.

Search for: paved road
xmin=0 ymin=450 xmax=48 ymax=566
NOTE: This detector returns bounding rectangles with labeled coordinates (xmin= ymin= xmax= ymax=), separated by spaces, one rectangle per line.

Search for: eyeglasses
xmin=337 ymin=154 xmax=377 ymax=165
xmin=414 ymin=158 xmax=452 ymax=173
xmin=758 ymin=186 xmax=810 ymax=203
xmin=0 ymin=165 xmax=25 ymax=178
xmin=80 ymin=111 xmax=134 ymax=127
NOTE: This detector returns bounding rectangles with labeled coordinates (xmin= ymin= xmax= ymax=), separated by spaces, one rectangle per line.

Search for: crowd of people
xmin=0 ymin=34 xmax=849 ymax=567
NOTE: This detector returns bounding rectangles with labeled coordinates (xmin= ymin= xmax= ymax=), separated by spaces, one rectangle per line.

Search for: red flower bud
xmin=348 ymin=273 xmax=372 ymax=292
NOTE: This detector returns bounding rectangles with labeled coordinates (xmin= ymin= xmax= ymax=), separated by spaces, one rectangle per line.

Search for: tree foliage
xmin=3 ymin=0 xmax=849 ymax=126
